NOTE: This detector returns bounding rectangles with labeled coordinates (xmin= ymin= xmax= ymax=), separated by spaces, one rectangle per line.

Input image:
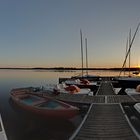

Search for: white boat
xmin=125 ymin=88 xmax=140 ymax=95
xmin=114 ymin=87 xmax=140 ymax=95
xmin=45 ymin=83 xmax=93 ymax=96
xmin=114 ymin=88 xmax=121 ymax=95
xmin=0 ymin=114 xmax=7 ymax=140
xmin=64 ymin=78 xmax=97 ymax=86
xmin=134 ymin=103 xmax=140 ymax=114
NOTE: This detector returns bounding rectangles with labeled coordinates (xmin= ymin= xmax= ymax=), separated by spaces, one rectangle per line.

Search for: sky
xmin=0 ymin=0 xmax=140 ymax=68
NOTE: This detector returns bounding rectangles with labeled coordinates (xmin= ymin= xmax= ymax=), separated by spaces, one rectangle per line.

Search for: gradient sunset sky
xmin=0 ymin=0 xmax=140 ymax=68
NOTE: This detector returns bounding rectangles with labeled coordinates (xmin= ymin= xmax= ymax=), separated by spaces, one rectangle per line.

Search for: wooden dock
xmin=68 ymin=81 xmax=140 ymax=140
xmin=69 ymin=104 xmax=138 ymax=140
xmin=39 ymin=81 xmax=140 ymax=139
xmin=96 ymin=82 xmax=116 ymax=95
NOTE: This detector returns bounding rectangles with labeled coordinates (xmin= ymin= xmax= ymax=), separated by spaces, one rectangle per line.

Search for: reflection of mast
xmin=80 ymin=30 xmax=84 ymax=77
xmin=85 ymin=38 xmax=88 ymax=75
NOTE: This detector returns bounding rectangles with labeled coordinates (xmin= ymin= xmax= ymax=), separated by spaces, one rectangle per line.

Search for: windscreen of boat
xmin=21 ymin=95 xmax=43 ymax=105
xmin=36 ymin=100 xmax=68 ymax=109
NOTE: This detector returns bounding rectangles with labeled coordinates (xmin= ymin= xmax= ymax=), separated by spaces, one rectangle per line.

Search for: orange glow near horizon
xmin=137 ymin=65 xmax=140 ymax=69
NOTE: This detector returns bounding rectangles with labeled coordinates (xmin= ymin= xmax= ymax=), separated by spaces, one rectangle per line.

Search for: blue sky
xmin=0 ymin=0 xmax=140 ymax=68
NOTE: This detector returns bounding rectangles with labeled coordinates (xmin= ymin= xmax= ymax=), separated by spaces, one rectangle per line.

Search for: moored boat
xmin=134 ymin=103 xmax=140 ymax=114
xmin=10 ymin=90 xmax=79 ymax=119
xmin=114 ymin=76 xmax=140 ymax=88
xmin=45 ymin=83 xmax=93 ymax=96
xmin=64 ymin=78 xmax=97 ymax=86
xmin=0 ymin=114 xmax=8 ymax=140
xmin=71 ymin=74 xmax=100 ymax=81
xmin=133 ymin=71 xmax=140 ymax=75
xmin=59 ymin=78 xmax=98 ymax=93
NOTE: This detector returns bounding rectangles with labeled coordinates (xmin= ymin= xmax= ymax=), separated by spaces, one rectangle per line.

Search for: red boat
xmin=10 ymin=90 xmax=79 ymax=119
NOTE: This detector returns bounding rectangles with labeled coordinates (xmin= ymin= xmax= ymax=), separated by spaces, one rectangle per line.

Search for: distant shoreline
xmin=0 ymin=67 xmax=139 ymax=71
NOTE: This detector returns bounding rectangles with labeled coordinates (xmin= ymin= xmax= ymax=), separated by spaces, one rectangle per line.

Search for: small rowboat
xmin=10 ymin=91 xmax=79 ymax=119
xmin=0 ymin=114 xmax=7 ymax=140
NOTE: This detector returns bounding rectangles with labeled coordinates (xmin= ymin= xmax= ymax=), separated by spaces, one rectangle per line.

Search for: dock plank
xmin=97 ymin=82 xmax=115 ymax=95
xmin=131 ymin=94 xmax=140 ymax=102
xmin=70 ymin=104 xmax=138 ymax=140
xmin=107 ymin=95 xmax=135 ymax=103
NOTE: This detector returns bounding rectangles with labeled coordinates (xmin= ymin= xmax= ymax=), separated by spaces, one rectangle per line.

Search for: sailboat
xmin=72 ymin=30 xmax=100 ymax=80
xmin=116 ymin=23 xmax=140 ymax=88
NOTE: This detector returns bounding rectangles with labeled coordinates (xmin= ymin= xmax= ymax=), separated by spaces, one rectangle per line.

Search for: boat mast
xmin=129 ymin=29 xmax=131 ymax=77
xmin=119 ymin=23 xmax=140 ymax=76
xmin=85 ymin=38 xmax=88 ymax=75
xmin=124 ymin=38 xmax=128 ymax=75
xmin=80 ymin=29 xmax=84 ymax=77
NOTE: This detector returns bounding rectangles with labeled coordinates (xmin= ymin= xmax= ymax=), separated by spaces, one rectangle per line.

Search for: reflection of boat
xmin=10 ymin=91 xmax=79 ymax=119
xmin=0 ymin=114 xmax=8 ymax=140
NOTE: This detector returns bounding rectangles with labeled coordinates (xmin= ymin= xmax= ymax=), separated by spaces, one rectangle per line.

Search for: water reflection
xmin=0 ymin=70 xmax=80 ymax=140
xmin=8 ymin=98 xmax=77 ymax=140
xmin=0 ymin=69 xmax=134 ymax=140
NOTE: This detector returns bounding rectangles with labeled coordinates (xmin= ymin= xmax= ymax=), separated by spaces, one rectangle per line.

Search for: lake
xmin=0 ymin=69 xmax=127 ymax=140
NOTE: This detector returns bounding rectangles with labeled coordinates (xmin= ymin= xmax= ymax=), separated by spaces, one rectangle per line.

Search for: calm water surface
xmin=0 ymin=69 xmax=125 ymax=140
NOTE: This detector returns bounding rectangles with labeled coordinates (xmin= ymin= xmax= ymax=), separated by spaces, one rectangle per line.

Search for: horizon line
xmin=0 ymin=67 xmax=139 ymax=71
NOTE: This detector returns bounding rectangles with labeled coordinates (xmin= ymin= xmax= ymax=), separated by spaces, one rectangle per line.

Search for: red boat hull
xmin=10 ymin=90 xmax=79 ymax=119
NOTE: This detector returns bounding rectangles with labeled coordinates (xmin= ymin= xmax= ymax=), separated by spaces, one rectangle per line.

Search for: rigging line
xmin=124 ymin=37 xmax=128 ymax=75
xmin=85 ymin=38 xmax=88 ymax=75
xmin=80 ymin=29 xmax=84 ymax=77
xmin=119 ymin=23 xmax=140 ymax=76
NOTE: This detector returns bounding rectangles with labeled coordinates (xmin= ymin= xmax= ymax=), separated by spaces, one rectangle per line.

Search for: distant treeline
xmin=0 ymin=67 xmax=139 ymax=71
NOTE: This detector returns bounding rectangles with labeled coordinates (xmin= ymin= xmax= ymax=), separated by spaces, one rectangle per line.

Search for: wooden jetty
xmin=68 ymin=81 xmax=140 ymax=140
xmin=96 ymin=82 xmax=115 ymax=95
xmin=22 ymin=79 xmax=140 ymax=139
xmin=69 ymin=104 xmax=138 ymax=140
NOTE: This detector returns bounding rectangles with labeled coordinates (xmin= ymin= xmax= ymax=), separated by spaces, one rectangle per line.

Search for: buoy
xmin=80 ymin=79 xmax=90 ymax=85
xmin=65 ymin=85 xmax=80 ymax=93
